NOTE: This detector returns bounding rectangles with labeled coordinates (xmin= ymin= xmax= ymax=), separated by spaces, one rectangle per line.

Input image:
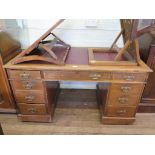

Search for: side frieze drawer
xmin=8 ymin=70 xmax=41 ymax=80
xmin=112 ymin=72 xmax=147 ymax=82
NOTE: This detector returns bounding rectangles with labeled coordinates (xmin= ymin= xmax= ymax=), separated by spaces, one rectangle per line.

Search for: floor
xmin=1 ymin=89 xmax=155 ymax=135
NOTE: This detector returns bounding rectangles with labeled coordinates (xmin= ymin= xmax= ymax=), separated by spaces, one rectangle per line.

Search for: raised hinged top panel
xmin=4 ymin=19 xmax=152 ymax=75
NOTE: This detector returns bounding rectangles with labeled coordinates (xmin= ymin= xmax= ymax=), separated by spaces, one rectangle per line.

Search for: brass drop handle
xmin=116 ymin=109 xmax=126 ymax=115
xmin=89 ymin=74 xmax=101 ymax=80
xmin=23 ymin=82 xmax=33 ymax=89
xmin=121 ymin=86 xmax=131 ymax=93
xmin=118 ymin=97 xmax=128 ymax=104
xmin=28 ymin=108 xmax=36 ymax=114
xmin=20 ymin=72 xmax=30 ymax=79
xmin=123 ymin=75 xmax=135 ymax=81
xmin=25 ymin=95 xmax=35 ymax=102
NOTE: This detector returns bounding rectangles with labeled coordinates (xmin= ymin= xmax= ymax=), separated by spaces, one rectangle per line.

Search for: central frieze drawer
xmin=14 ymin=91 xmax=45 ymax=103
xmin=18 ymin=103 xmax=47 ymax=115
xmin=43 ymin=71 xmax=111 ymax=81
xmin=8 ymin=70 xmax=41 ymax=80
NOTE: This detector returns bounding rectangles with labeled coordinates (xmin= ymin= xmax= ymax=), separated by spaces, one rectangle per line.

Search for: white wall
xmin=0 ymin=19 xmax=123 ymax=89
xmin=0 ymin=20 xmax=5 ymax=29
xmin=0 ymin=19 xmax=123 ymax=48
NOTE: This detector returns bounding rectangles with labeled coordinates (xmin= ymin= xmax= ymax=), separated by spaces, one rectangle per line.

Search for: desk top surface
xmin=4 ymin=47 xmax=151 ymax=73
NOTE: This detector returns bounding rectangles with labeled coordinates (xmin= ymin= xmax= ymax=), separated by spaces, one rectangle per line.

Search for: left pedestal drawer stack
xmin=7 ymin=70 xmax=60 ymax=122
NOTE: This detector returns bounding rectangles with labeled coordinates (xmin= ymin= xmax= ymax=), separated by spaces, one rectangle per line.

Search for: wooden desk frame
xmin=3 ymin=19 xmax=153 ymax=125
xmin=4 ymin=47 xmax=151 ymax=125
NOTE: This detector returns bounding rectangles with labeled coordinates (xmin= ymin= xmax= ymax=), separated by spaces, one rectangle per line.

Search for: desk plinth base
xmin=18 ymin=114 xmax=53 ymax=123
xmin=101 ymin=116 xmax=135 ymax=125
xmin=0 ymin=108 xmax=17 ymax=114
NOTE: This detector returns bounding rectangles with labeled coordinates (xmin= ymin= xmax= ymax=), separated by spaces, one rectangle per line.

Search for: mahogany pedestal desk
xmin=4 ymin=47 xmax=151 ymax=125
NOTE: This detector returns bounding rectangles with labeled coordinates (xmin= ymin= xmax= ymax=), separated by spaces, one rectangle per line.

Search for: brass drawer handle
xmin=89 ymin=74 xmax=101 ymax=80
xmin=23 ymin=83 xmax=33 ymax=89
xmin=20 ymin=73 xmax=30 ymax=79
xmin=27 ymin=108 xmax=36 ymax=114
xmin=25 ymin=96 xmax=35 ymax=102
xmin=118 ymin=97 xmax=128 ymax=104
xmin=121 ymin=86 xmax=131 ymax=93
xmin=123 ymin=75 xmax=135 ymax=81
xmin=116 ymin=109 xmax=126 ymax=115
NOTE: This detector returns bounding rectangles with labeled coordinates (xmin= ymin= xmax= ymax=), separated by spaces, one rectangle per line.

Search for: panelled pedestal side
xmin=7 ymin=70 xmax=60 ymax=123
xmin=97 ymin=72 xmax=148 ymax=125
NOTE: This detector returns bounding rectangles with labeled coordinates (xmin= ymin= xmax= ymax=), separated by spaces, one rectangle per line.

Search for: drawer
xmin=11 ymin=80 xmax=44 ymax=90
xmin=109 ymin=83 xmax=144 ymax=95
xmin=107 ymin=83 xmax=144 ymax=106
xmin=18 ymin=103 xmax=47 ymax=115
xmin=8 ymin=70 xmax=41 ymax=80
xmin=14 ymin=91 xmax=45 ymax=103
xmin=107 ymin=95 xmax=140 ymax=106
xmin=104 ymin=106 xmax=136 ymax=117
xmin=113 ymin=72 xmax=147 ymax=82
xmin=43 ymin=71 xmax=111 ymax=81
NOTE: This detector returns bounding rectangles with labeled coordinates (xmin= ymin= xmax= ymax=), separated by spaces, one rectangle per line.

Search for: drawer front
xmin=18 ymin=103 xmax=47 ymax=115
xmin=104 ymin=106 xmax=136 ymax=117
xmin=8 ymin=70 xmax=41 ymax=80
xmin=43 ymin=71 xmax=111 ymax=81
xmin=107 ymin=83 xmax=144 ymax=106
xmin=108 ymin=95 xmax=140 ymax=106
xmin=113 ymin=72 xmax=147 ymax=82
xmin=12 ymin=80 xmax=44 ymax=91
xmin=14 ymin=91 xmax=45 ymax=103
xmin=109 ymin=83 xmax=144 ymax=95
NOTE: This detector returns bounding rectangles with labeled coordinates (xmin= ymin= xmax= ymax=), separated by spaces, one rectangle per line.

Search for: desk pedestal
xmin=97 ymin=82 xmax=144 ymax=125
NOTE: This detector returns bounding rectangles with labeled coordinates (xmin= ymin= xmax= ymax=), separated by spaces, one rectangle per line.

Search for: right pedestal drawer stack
xmin=97 ymin=72 xmax=147 ymax=125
